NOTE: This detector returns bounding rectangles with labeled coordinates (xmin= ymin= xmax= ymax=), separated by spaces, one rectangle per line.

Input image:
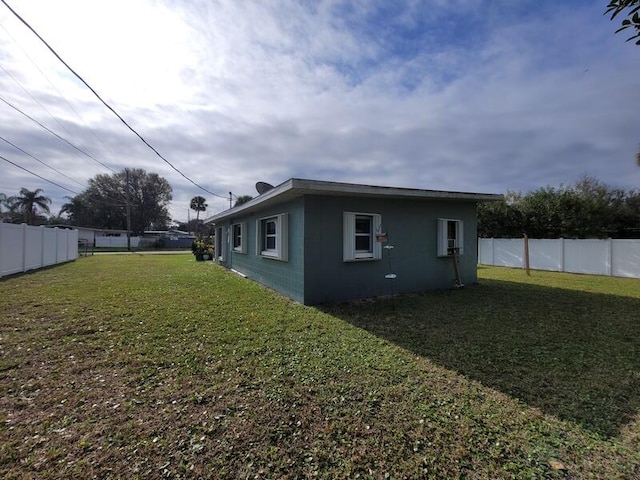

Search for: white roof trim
xmin=204 ymin=178 xmax=502 ymax=224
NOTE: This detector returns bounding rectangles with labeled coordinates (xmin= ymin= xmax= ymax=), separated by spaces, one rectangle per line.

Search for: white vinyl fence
xmin=95 ymin=236 xmax=140 ymax=248
xmin=0 ymin=223 xmax=78 ymax=278
xmin=478 ymin=238 xmax=640 ymax=279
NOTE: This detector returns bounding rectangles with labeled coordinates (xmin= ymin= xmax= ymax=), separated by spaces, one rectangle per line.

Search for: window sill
xmin=260 ymin=251 xmax=286 ymax=261
xmin=344 ymin=256 xmax=379 ymax=262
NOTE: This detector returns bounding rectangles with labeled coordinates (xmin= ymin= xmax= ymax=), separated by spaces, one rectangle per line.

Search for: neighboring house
xmin=49 ymin=226 xmax=128 ymax=246
xmin=141 ymin=230 xmax=195 ymax=248
xmin=144 ymin=229 xmax=193 ymax=237
xmin=50 ymin=227 xmax=195 ymax=249
xmin=204 ymin=178 xmax=502 ymax=305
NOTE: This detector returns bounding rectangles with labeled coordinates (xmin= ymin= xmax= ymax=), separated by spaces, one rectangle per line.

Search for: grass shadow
xmin=321 ymin=279 xmax=640 ymax=439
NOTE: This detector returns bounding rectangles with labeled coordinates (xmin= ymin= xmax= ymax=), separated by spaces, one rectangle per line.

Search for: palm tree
xmin=12 ymin=188 xmax=51 ymax=225
xmin=60 ymin=195 xmax=90 ymax=226
xmin=189 ymin=196 xmax=208 ymax=237
xmin=1 ymin=193 xmax=20 ymax=222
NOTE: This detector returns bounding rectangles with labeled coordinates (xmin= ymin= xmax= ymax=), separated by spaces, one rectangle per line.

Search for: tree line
xmin=1 ymin=169 xmax=173 ymax=233
xmin=1 ymin=167 xmax=259 ymax=236
xmin=7 ymin=170 xmax=637 ymax=240
xmin=61 ymin=169 xmax=172 ymax=234
xmin=478 ymin=176 xmax=640 ymax=239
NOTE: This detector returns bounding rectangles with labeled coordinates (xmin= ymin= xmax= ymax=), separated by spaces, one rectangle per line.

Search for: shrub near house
xmin=192 ymin=239 xmax=214 ymax=261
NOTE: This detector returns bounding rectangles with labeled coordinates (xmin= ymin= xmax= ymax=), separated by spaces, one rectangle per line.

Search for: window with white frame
xmin=343 ymin=212 xmax=382 ymax=262
xmin=256 ymin=213 xmax=288 ymax=261
xmin=437 ymin=218 xmax=464 ymax=256
xmin=232 ymin=222 xmax=246 ymax=253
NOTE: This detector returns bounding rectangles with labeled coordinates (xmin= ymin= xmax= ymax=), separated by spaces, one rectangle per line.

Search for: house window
xmin=256 ymin=213 xmax=288 ymax=261
xmin=437 ymin=218 xmax=464 ymax=256
xmin=355 ymin=216 xmax=373 ymax=255
xmin=232 ymin=222 xmax=246 ymax=254
xmin=343 ymin=212 xmax=382 ymax=262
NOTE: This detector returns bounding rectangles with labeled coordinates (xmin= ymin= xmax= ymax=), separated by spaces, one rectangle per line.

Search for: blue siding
xmin=303 ymin=195 xmax=478 ymax=304
xmin=218 ymin=198 xmax=305 ymax=303
xmin=214 ymin=194 xmax=479 ymax=305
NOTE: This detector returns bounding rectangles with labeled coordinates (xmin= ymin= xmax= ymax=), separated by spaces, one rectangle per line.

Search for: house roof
xmin=49 ymin=225 xmax=128 ymax=234
xmin=204 ymin=178 xmax=503 ymax=224
xmin=143 ymin=229 xmax=193 ymax=237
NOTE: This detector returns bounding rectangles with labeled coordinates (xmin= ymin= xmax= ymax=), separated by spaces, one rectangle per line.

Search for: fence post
xmin=523 ymin=234 xmax=530 ymax=276
xmin=560 ymin=238 xmax=565 ymax=272
xmin=63 ymin=229 xmax=68 ymax=261
xmin=0 ymin=223 xmax=3 ymax=278
xmin=21 ymin=223 xmax=27 ymax=273
xmin=607 ymin=238 xmax=613 ymax=277
xmin=40 ymin=226 xmax=45 ymax=268
xmin=491 ymin=238 xmax=495 ymax=266
xmin=60 ymin=229 xmax=65 ymax=262
xmin=53 ymin=227 xmax=59 ymax=263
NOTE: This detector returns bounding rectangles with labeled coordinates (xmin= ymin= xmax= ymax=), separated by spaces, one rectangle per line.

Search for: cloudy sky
xmin=0 ymin=0 xmax=638 ymax=222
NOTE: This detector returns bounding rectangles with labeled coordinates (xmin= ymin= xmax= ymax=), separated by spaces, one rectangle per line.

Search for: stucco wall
xmin=220 ymin=197 xmax=305 ymax=303
xmin=214 ymin=194 xmax=479 ymax=305
xmin=303 ymin=195 xmax=478 ymax=304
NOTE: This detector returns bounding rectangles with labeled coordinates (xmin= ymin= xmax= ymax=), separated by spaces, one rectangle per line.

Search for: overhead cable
xmin=0 ymin=153 xmax=79 ymax=194
xmin=1 ymin=0 xmax=227 ymax=200
xmin=1 ymin=63 xmax=82 ymax=147
xmin=1 ymin=153 xmax=128 ymax=208
xmin=0 ymin=134 xmax=86 ymax=188
xmin=0 ymin=94 xmax=116 ymax=172
xmin=0 ymin=23 xmax=119 ymax=159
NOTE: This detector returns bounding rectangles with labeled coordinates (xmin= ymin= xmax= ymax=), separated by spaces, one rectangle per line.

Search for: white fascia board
xmin=204 ymin=178 xmax=503 ymax=224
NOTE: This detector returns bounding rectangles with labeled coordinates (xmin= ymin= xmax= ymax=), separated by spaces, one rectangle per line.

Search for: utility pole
xmin=125 ymin=168 xmax=131 ymax=251
xmin=229 ymin=192 xmax=232 ymax=209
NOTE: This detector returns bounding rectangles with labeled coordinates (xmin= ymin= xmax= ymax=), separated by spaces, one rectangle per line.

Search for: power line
xmin=0 ymin=153 xmax=79 ymax=194
xmin=0 ymin=23 xmax=120 ymax=160
xmin=1 ymin=149 xmax=128 ymax=209
xmin=0 ymin=94 xmax=116 ymax=173
xmin=0 ymin=134 xmax=86 ymax=188
xmin=0 ymin=0 xmax=228 ymax=200
xmin=1 ymin=63 xmax=81 ymax=148
xmin=0 ymin=136 xmax=127 ymax=208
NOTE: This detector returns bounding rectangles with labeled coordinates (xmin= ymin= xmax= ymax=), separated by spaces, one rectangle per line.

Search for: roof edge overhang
xmin=204 ymin=178 xmax=503 ymax=224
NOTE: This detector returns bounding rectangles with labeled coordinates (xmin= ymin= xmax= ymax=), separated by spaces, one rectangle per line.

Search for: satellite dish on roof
xmin=255 ymin=181 xmax=274 ymax=195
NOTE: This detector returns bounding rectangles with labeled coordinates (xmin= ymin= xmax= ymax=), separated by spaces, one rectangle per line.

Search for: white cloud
xmin=0 ymin=0 xmax=638 ymax=223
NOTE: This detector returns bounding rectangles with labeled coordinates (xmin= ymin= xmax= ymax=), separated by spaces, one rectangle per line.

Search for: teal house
xmin=204 ymin=178 xmax=501 ymax=305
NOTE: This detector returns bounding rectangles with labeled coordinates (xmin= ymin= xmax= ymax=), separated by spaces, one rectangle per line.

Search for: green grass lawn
xmin=0 ymin=257 xmax=638 ymax=479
